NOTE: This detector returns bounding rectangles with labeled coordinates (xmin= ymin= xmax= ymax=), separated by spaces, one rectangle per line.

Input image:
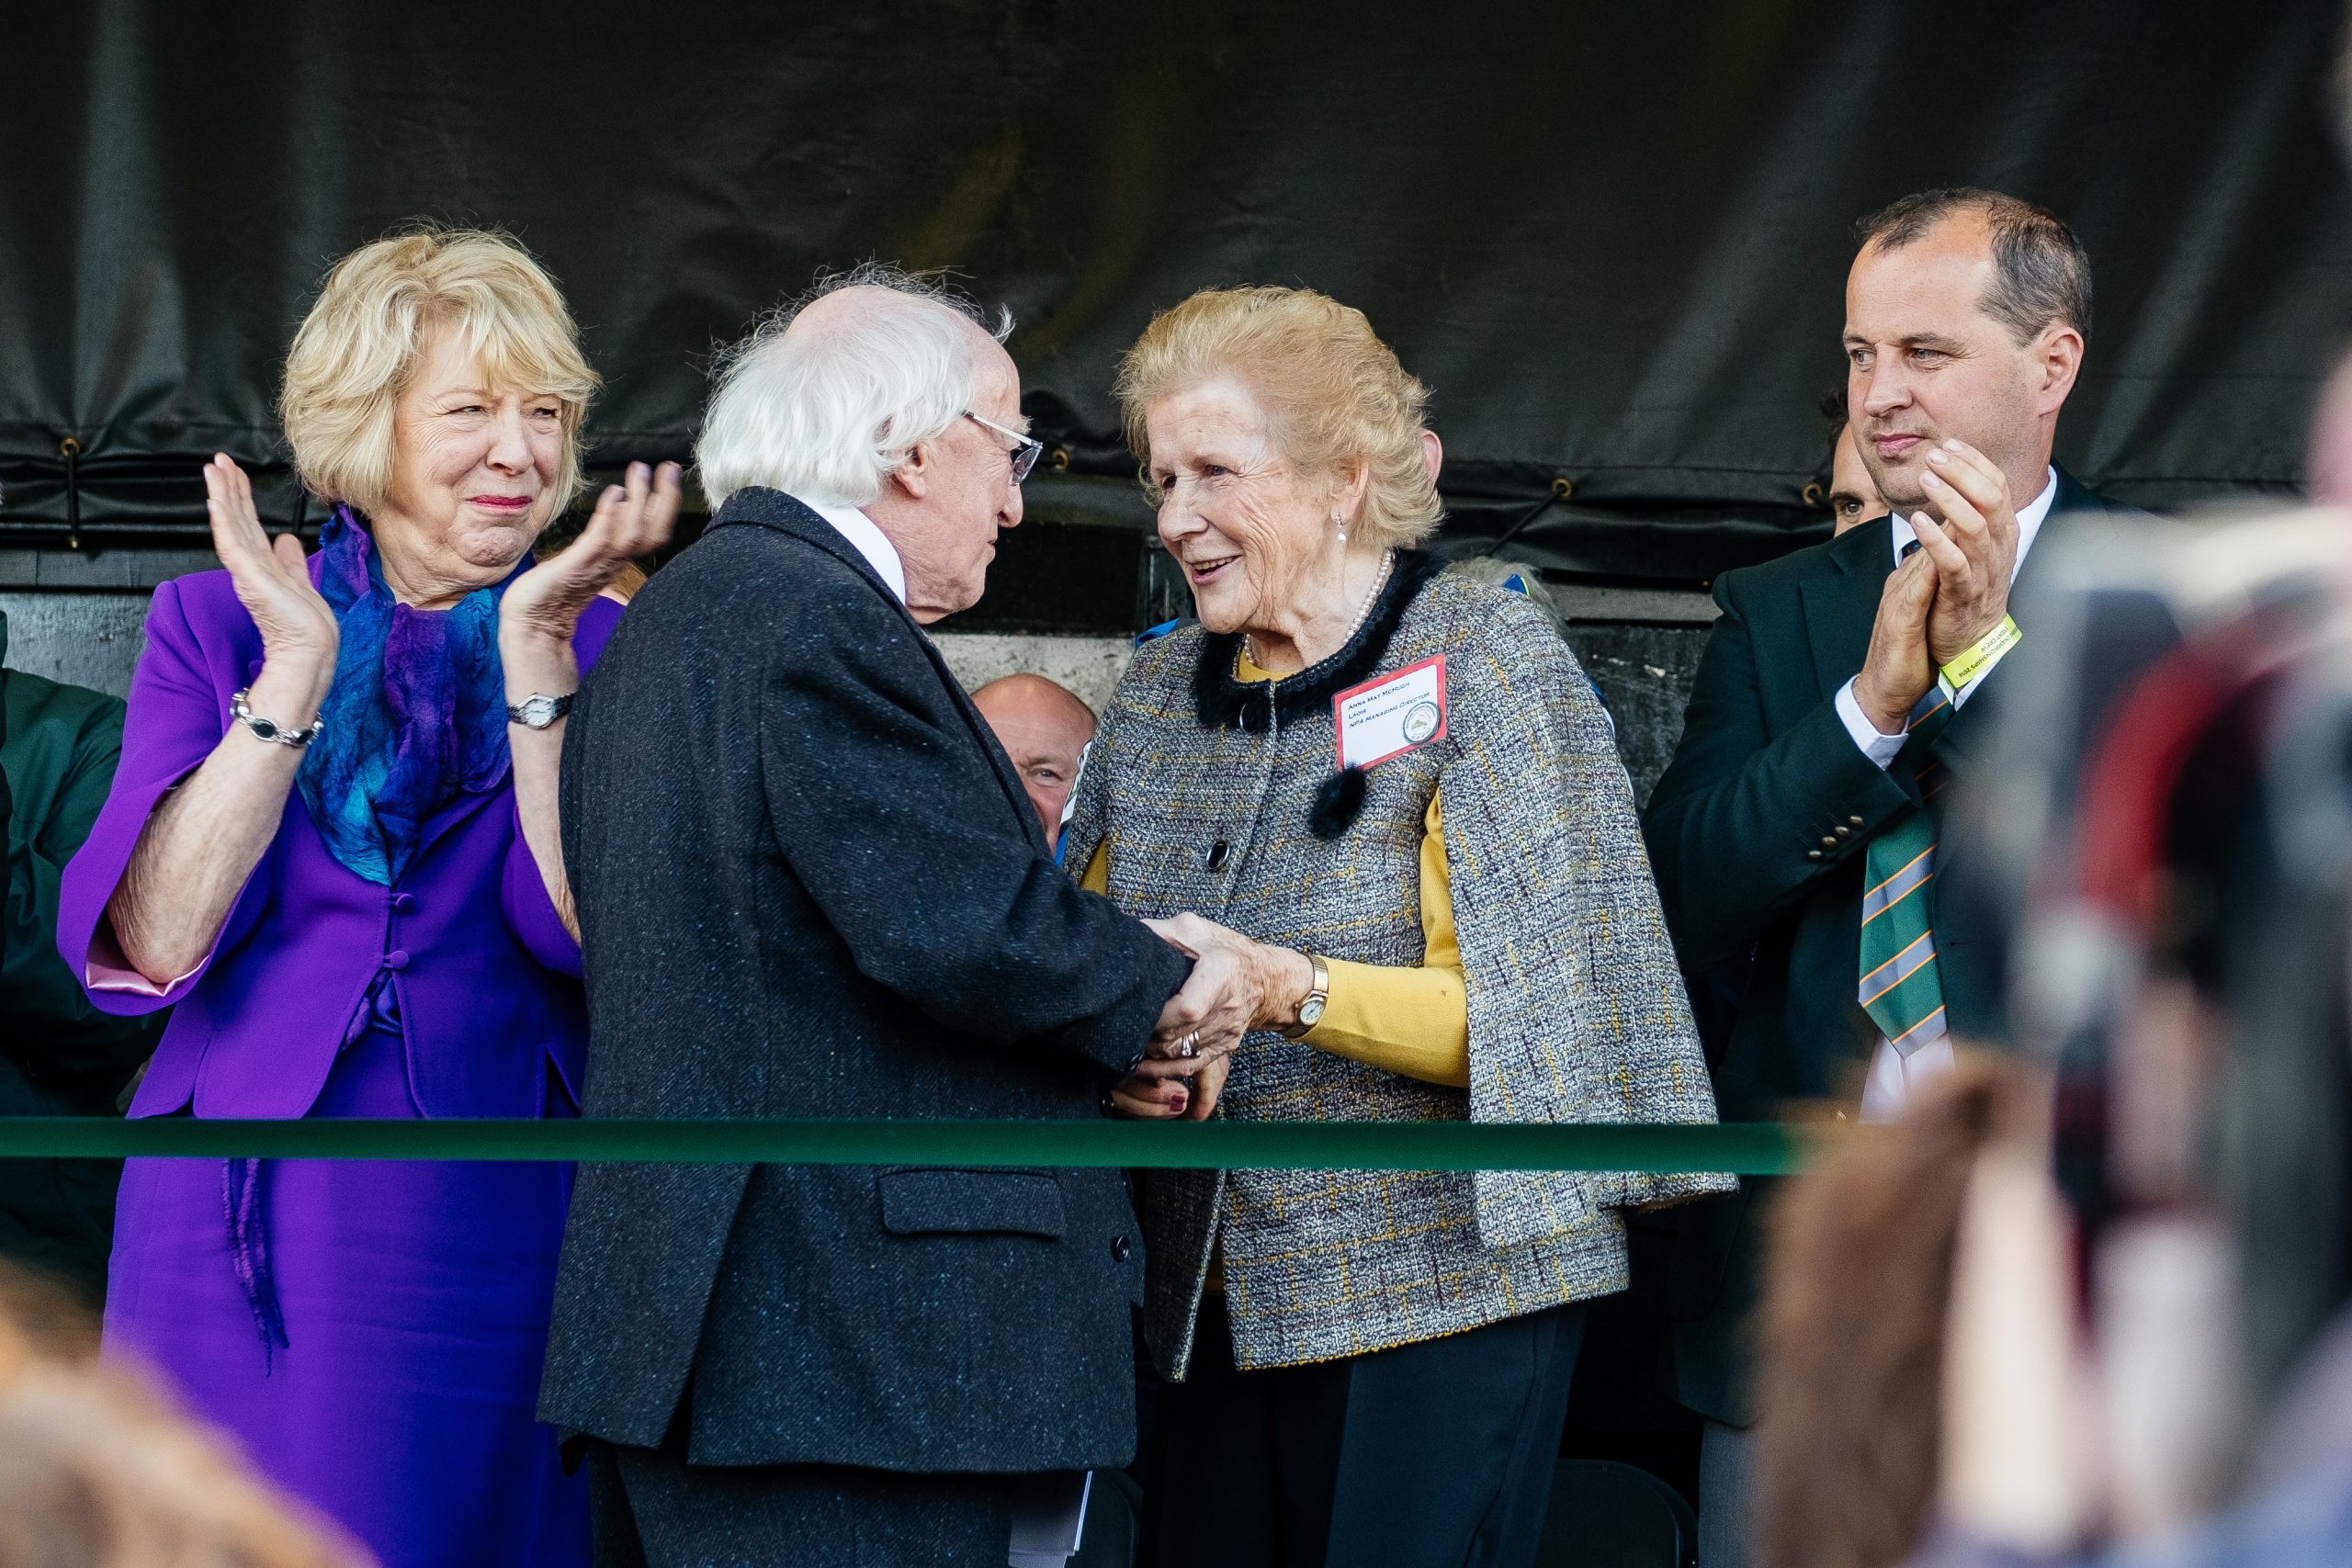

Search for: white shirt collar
xmin=1890 ymin=465 xmax=2058 ymax=582
xmin=804 ymin=499 xmax=907 ymax=605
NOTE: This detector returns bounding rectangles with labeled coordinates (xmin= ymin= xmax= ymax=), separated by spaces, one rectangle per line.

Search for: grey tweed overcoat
xmin=1064 ymin=554 xmax=1733 ymax=1378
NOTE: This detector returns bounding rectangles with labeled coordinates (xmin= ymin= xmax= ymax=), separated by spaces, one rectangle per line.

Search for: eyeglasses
xmin=965 ymin=411 xmax=1046 ymax=485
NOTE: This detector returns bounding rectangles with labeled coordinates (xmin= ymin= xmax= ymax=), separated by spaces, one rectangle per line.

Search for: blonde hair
xmin=279 ymin=227 xmax=599 ymax=518
xmin=1113 ymin=286 xmax=1442 ymax=550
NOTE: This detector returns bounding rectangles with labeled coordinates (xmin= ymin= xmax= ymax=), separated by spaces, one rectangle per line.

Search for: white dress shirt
xmin=1831 ymin=467 xmax=2056 ymax=1121
xmin=805 ymin=498 xmax=908 ymax=605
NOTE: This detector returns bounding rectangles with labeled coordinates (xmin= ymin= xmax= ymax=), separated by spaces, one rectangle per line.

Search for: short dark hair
xmin=1854 ymin=187 xmax=2092 ymax=346
xmin=1817 ymin=384 xmax=1849 ymax=439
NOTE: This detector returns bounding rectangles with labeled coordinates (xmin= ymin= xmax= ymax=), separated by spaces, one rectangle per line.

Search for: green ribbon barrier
xmin=0 ymin=1117 xmax=1814 ymax=1174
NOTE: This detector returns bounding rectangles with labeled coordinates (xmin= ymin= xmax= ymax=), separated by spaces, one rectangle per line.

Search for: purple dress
xmin=57 ymin=561 xmax=622 ymax=1568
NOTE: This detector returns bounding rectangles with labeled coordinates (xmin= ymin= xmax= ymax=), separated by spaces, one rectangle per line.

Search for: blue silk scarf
xmin=295 ymin=507 xmax=523 ymax=885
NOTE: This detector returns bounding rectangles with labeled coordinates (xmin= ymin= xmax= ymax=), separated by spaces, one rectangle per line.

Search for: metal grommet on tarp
xmin=1048 ymin=446 xmax=1070 ymax=473
xmin=58 ymin=435 xmax=83 ymax=550
xmin=1801 ymin=480 xmax=1826 ymax=507
xmin=1482 ymin=474 xmax=1577 ymax=558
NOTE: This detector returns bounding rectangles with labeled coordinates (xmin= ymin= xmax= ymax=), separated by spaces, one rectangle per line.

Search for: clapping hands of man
xmin=1852 ymin=437 xmax=2020 ymax=735
xmin=1110 ymin=912 xmax=1315 ymax=1122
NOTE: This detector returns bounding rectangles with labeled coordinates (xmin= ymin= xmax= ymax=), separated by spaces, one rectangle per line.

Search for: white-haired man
xmin=540 ymin=270 xmax=1266 ymax=1566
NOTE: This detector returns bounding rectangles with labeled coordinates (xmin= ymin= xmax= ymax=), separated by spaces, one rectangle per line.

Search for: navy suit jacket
xmin=1643 ymin=467 xmax=2130 ymax=1424
xmin=538 ymin=488 xmax=1190 ymax=1471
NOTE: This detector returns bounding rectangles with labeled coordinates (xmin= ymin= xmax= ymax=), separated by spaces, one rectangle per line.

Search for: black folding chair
xmin=1071 ymin=1469 xmax=1145 ymax=1568
xmin=1534 ymin=1458 xmax=1698 ymax=1568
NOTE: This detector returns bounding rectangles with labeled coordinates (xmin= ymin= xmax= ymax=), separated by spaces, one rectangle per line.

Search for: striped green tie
xmin=1858 ymin=684 xmax=1957 ymax=1055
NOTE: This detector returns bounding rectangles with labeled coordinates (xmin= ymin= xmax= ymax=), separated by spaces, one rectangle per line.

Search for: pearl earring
xmin=1334 ymin=510 xmax=1348 ymax=545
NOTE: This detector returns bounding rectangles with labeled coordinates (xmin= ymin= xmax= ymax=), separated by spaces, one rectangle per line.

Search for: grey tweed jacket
xmin=1064 ymin=555 xmax=1731 ymax=1379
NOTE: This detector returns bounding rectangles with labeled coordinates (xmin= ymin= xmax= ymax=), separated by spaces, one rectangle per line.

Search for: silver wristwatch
xmin=505 ymin=692 xmax=573 ymax=729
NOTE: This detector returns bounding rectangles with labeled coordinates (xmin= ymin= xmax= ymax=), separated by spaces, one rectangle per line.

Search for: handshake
xmin=1111 ymin=912 xmax=1318 ymax=1122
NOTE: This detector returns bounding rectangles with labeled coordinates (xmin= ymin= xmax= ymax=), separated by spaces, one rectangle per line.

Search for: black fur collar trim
xmin=1192 ymin=549 xmax=1449 ymax=732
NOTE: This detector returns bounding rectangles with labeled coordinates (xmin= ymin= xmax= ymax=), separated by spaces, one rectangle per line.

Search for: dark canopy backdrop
xmin=4 ymin=0 xmax=2350 ymax=587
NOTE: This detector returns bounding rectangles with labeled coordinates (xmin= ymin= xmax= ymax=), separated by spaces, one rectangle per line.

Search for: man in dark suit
xmin=1644 ymin=189 xmax=2129 ymax=1567
xmin=541 ymin=269 xmax=1268 ymax=1567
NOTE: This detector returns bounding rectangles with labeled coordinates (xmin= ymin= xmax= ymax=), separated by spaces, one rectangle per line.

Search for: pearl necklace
xmin=1244 ymin=549 xmax=1396 ymax=672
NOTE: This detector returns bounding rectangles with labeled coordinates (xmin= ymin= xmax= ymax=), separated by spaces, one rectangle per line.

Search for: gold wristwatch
xmin=1281 ymin=953 xmax=1331 ymax=1039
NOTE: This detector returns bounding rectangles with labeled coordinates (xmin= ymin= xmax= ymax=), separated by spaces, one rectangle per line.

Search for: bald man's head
xmin=972 ymin=674 xmax=1097 ymax=839
xmin=786 ymin=281 xmax=1002 ymax=354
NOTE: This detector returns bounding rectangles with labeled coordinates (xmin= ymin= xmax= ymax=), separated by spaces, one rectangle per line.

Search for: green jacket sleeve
xmin=2 ymin=670 xmax=166 ymax=1082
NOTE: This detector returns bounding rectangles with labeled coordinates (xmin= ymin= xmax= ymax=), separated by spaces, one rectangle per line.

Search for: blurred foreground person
xmin=0 ymin=609 xmax=164 ymax=1300
xmin=970 ymin=671 xmax=1095 ymax=841
xmin=2306 ymin=348 xmax=2352 ymax=504
xmin=55 ymin=229 xmax=675 ymax=1567
xmin=1072 ymin=285 xmax=1728 ymax=1568
xmin=1750 ymin=1057 xmax=2025 ymax=1568
xmin=544 ymin=269 xmax=1227 ymax=1567
xmin=1647 ymin=188 xmax=2131 ymax=1567
xmin=0 ymin=1265 xmax=362 ymax=1568
xmin=1901 ymin=508 xmax=2352 ymax=1566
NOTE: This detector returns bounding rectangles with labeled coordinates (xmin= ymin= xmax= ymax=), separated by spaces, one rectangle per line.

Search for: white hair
xmin=695 ymin=265 xmax=1014 ymax=512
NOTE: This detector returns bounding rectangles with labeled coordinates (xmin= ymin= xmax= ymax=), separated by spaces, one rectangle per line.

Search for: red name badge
xmin=1331 ymin=655 xmax=1447 ymax=770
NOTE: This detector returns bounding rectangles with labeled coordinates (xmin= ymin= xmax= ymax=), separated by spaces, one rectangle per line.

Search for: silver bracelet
xmin=230 ymin=687 xmax=325 ymax=748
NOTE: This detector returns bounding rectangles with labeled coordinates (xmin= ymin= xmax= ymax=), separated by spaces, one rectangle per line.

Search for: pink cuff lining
xmin=84 ymin=916 xmax=208 ymax=997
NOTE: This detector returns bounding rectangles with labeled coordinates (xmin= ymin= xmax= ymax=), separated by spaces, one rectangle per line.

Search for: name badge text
xmin=1332 ymin=655 xmax=1447 ymax=770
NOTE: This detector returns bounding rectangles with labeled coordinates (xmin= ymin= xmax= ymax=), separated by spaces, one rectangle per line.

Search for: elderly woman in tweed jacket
xmin=1062 ymin=285 xmax=1731 ymax=1568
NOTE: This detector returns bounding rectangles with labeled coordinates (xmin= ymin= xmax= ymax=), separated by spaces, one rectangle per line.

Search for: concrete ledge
xmin=0 ymin=548 xmax=217 ymax=592
xmin=1555 ymin=583 xmax=1719 ymax=625
xmin=0 ymin=601 xmax=1710 ymax=804
xmin=0 ymin=592 xmax=153 ymax=693
xmin=0 ymin=596 xmax=1151 ymax=715
xmin=932 ymin=633 xmax=1134 ymax=712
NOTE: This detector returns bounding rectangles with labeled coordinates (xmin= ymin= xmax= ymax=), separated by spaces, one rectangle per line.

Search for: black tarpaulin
xmin=4 ymin=0 xmax=2350 ymax=578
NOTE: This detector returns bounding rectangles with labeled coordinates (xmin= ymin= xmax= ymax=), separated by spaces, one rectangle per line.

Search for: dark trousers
xmin=586 ymin=1436 xmax=1013 ymax=1568
xmin=1696 ymin=1419 xmax=1754 ymax=1568
xmin=1145 ymin=1295 xmax=1585 ymax=1568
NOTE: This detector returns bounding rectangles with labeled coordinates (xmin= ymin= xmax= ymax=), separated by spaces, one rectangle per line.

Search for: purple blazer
xmin=57 ymin=560 xmax=622 ymax=1121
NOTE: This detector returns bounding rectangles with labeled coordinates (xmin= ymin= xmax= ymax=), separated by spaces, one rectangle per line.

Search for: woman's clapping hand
xmin=204 ymin=455 xmax=338 ymax=696
xmin=499 ymin=461 xmax=681 ymax=944
xmin=501 ymin=461 xmax=681 ymax=651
